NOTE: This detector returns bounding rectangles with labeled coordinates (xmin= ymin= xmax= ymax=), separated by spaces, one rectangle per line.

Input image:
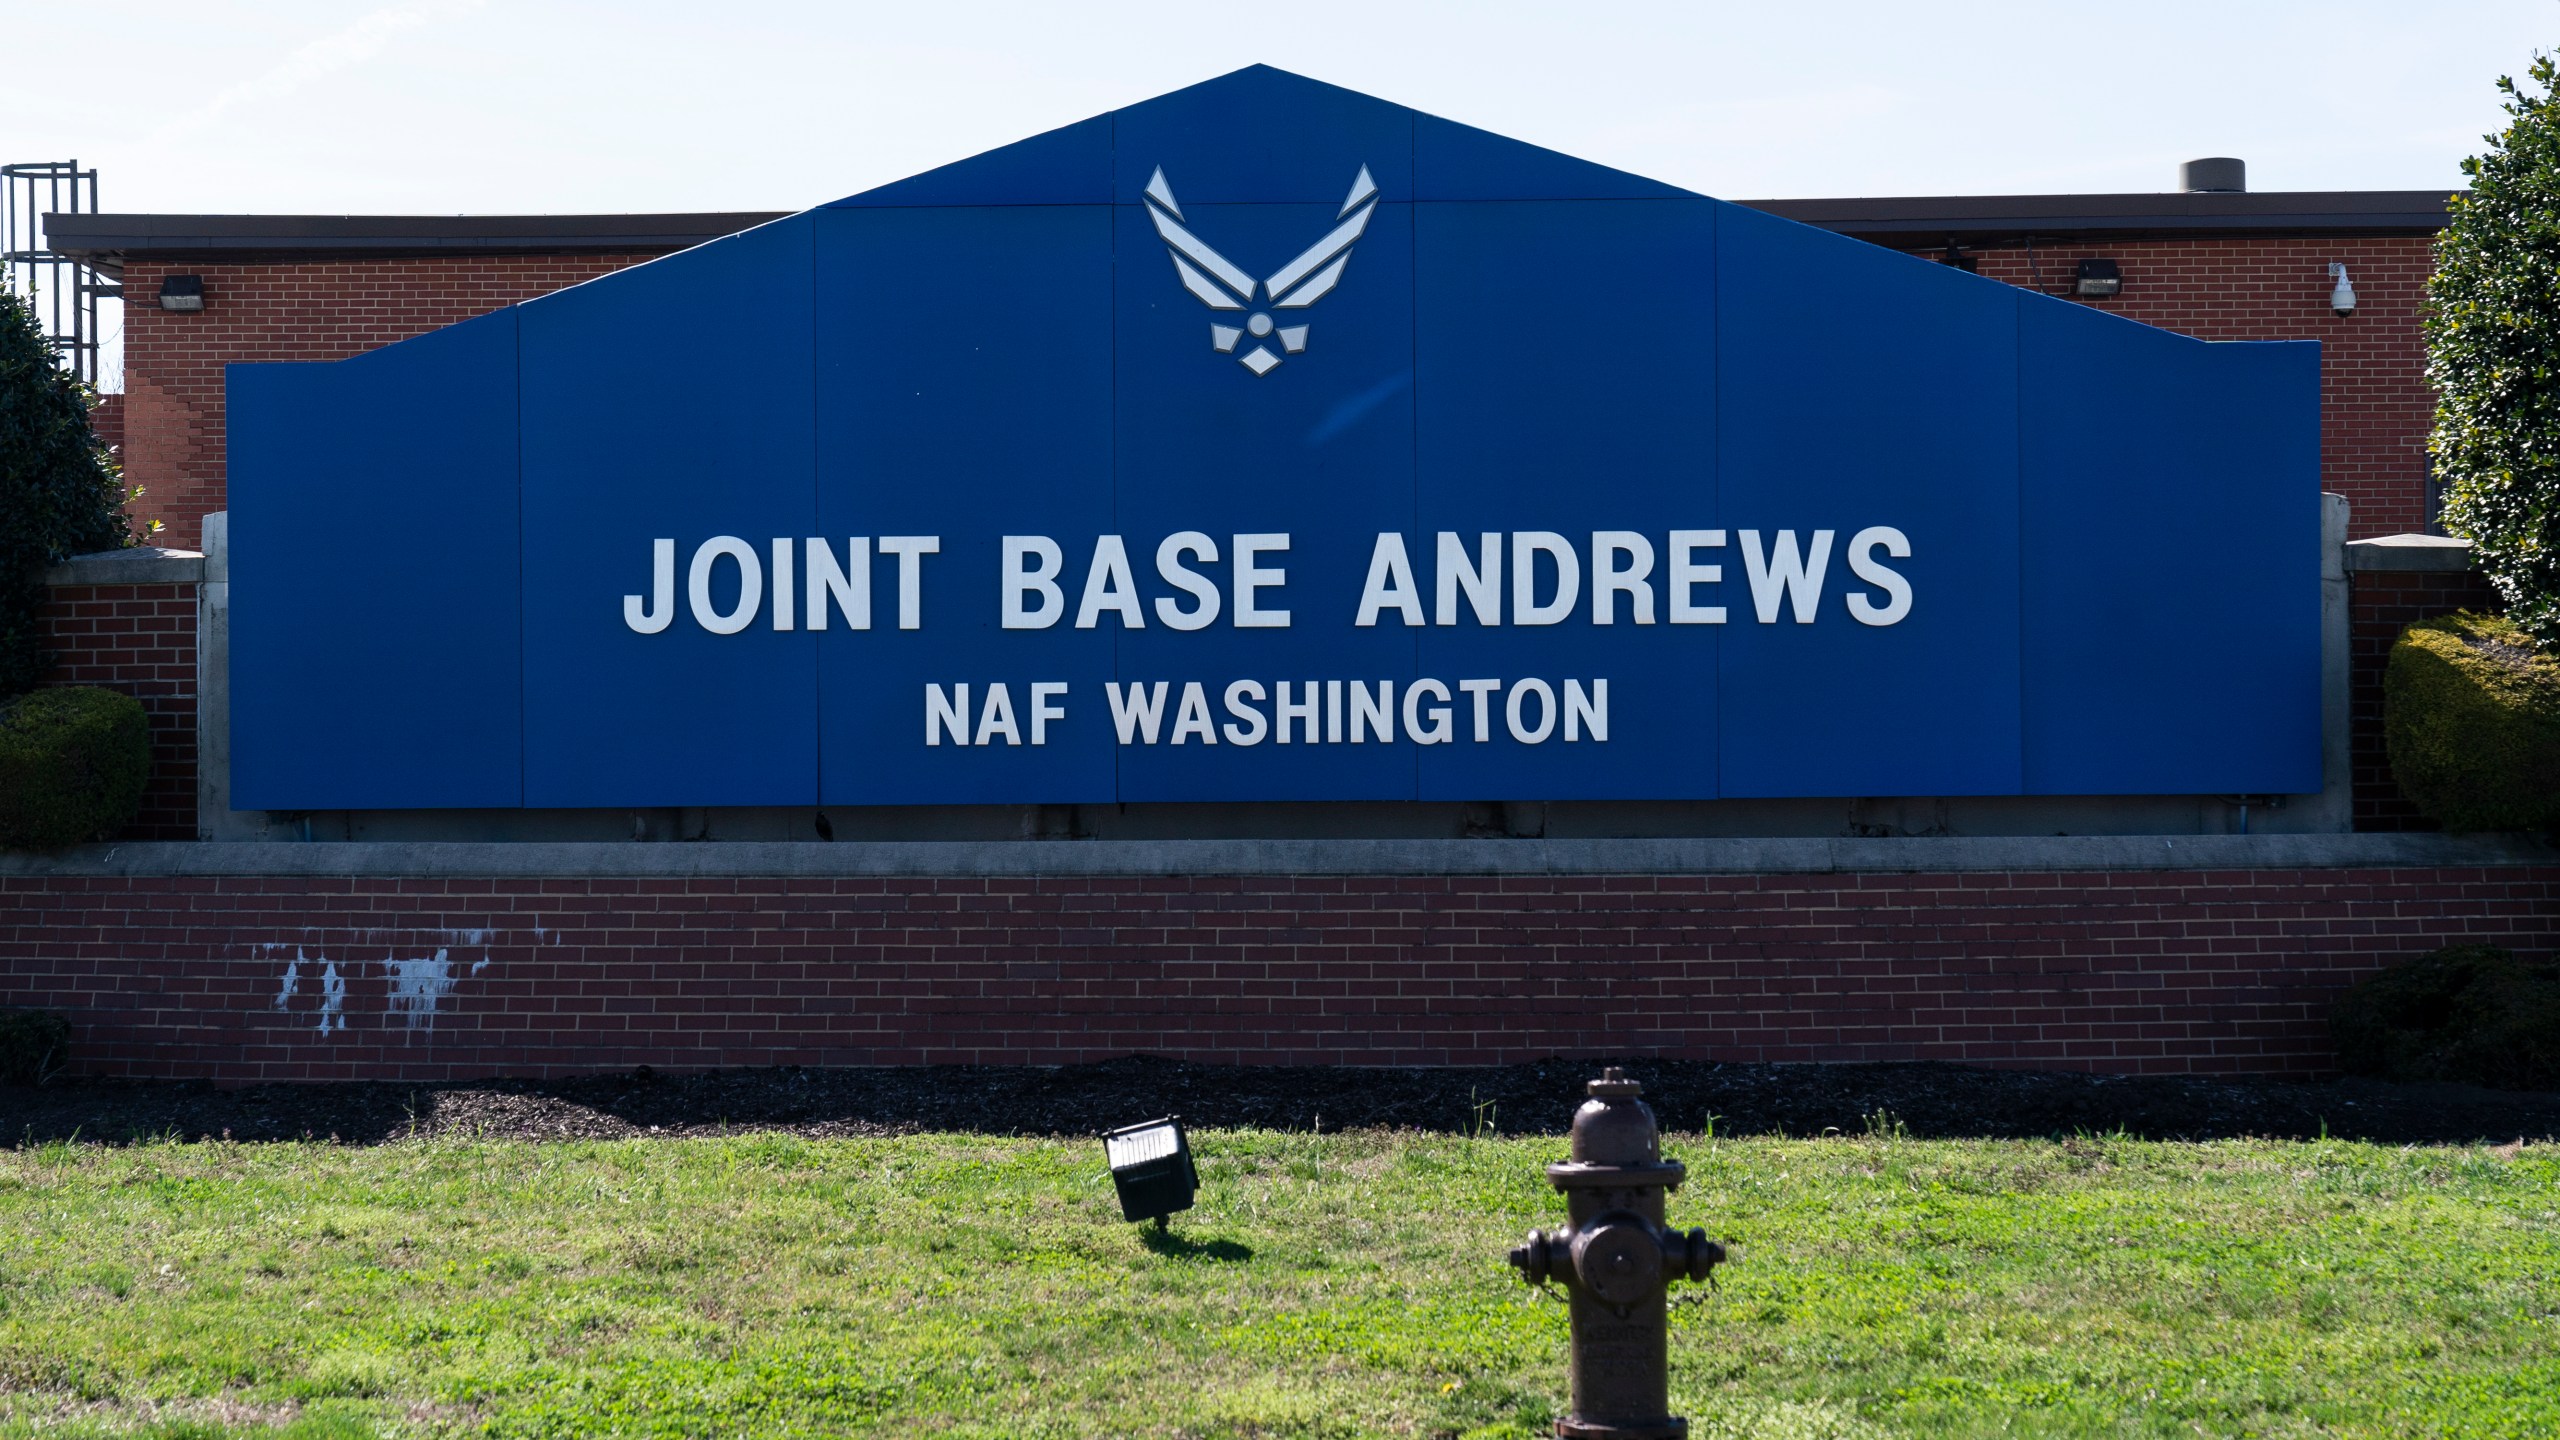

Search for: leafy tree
xmin=2432 ymin=55 xmax=2560 ymax=650
xmin=0 ymin=283 xmax=132 ymax=698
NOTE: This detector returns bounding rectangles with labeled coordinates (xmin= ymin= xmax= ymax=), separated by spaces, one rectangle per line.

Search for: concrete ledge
xmin=2345 ymin=534 xmax=2475 ymax=573
xmin=4 ymin=832 xmax=2553 ymax=879
xmin=42 ymin=547 xmax=207 ymax=586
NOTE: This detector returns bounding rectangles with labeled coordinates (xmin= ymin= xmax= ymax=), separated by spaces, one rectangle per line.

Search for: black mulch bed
xmin=5 ymin=1057 xmax=2558 ymax=1147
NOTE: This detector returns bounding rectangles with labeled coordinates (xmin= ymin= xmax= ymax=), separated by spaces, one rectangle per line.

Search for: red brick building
xmin=1757 ymin=187 xmax=2453 ymax=540
xmin=47 ymin=181 xmax=2452 ymax=550
xmin=50 ymin=214 xmax=782 ymax=549
xmin=30 ymin=176 xmax=2492 ymax=843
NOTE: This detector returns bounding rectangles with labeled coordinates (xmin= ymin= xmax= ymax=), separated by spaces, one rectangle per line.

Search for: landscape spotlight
xmin=2073 ymin=258 xmax=2123 ymax=299
xmin=157 ymin=275 xmax=204 ymax=313
xmin=1103 ymin=1116 xmax=1198 ymax=1228
xmin=2329 ymin=262 xmax=2357 ymax=318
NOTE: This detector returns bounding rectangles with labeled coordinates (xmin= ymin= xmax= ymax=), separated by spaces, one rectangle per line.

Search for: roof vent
xmin=2180 ymin=157 xmax=2246 ymax=193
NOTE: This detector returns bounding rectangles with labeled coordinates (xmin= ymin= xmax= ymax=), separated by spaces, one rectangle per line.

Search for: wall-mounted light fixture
xmin=1941 ymin=240 xmax=1978 ymax=274
xmin=2073 ymin=258 xmax=2123 ymax=299
xmin=2329 ymin=263 xmax=2357 ymax=318
xmin=156 ymin=275 xmax=204 ymax=313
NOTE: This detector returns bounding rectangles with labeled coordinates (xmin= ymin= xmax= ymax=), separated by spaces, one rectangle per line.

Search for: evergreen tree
xmin=0 ymin=284 xmax=131 ymax=698
xmin=2432 ymin=55 xmax=2560 ymax=650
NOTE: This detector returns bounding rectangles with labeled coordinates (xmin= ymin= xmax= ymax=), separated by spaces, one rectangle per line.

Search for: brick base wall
xmin=35 ymin=582 xmax=198 ymax=839
xmin=5 ymin=867 xmax=2552 ymax=1083
xmin=2350 ymin=569 xmax=2501 ymax=831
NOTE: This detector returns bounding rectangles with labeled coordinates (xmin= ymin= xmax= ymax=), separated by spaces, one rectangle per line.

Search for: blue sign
xmin=227 ymin=66 xmax=2322 ymax=811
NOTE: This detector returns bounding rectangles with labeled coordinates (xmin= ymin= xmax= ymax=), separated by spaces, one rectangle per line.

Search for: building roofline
xmin=41 ymin=189 xmax=2457 ymax=274
xmin=40 ymin=211 xmax=793 ymax=275
xmin=1734 ymin=189 xmax=2457 ymax=246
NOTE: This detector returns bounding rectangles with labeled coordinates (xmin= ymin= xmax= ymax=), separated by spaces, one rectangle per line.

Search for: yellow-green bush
xmin=0 ymin=685 xmax=149 ymax=848
xmin=2383 ymin=611 xmax=2560 ymax=832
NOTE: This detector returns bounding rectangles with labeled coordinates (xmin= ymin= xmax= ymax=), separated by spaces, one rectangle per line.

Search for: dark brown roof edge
xmin=1737 ymin=189 xmax=2457 ymax=246
xmin=42 ymin=211 xmax=793 ymax=275
xmin=43 ymin=189 xmax=2459 ymax=275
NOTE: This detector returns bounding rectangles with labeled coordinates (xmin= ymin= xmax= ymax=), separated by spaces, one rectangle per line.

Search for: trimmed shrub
xmin=0 ymin=1009 xmax=71 ymax=1087
xmin=2383 ymin=611 xmax=2560 ymax=833
xmin=2333 ymin=945 xmax=2560 ymax=1091
xmin=0 ymin=686 xmax=150 ymax=848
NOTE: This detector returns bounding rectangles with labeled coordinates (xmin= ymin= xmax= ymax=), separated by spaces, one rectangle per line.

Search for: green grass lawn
xmin=1 ymin=1127 xmax=2553 ymax=1439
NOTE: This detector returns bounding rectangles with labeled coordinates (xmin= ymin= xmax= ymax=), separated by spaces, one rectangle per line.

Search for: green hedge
xmin=0 ymin=1008 xmax=70 ymax=1087
xmin=2383 ymin=611 xmax=2560 ymax=833
xmin=2429 ymin=57 xmax=2560 ymax=652
xmin=2 ymin=284 xmax=133 ymax=699
xmin=2333 ymin=944 xmax=2560 ymax=1091
xmin=0 ymin=686 xmax=150 ymax=848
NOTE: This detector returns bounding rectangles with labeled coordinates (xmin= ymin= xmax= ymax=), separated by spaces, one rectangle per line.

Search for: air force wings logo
xmin=1143 ymin=164 xmax=1378 ymax=376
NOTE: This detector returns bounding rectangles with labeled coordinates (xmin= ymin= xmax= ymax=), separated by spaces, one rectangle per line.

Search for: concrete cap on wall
xmin=2344 ymin=533 xmax=2476 ymax=573
xmin=42 ymin=546 xmax=207 ymax=586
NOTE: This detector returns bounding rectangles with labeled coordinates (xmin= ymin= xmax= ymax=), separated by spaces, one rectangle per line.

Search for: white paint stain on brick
xmin=317 ymin=961 xmax=345 ymax=1035
xmin=264 ymin=934 xmax=492 ymax=1038
xmin=383 ymin=949 xmax=460 ymax=1035
xmin=275 ymin=946 xmax=341 ymax=1034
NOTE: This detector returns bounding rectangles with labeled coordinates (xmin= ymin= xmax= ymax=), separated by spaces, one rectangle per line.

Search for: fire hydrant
xmin=1508 ymin=1067 xmax=1724 ymax=1439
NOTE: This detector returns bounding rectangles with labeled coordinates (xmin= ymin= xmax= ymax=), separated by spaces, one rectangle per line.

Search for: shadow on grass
xmin=1140 ymin=1228 xmax=1254 ymax=1263
xmin=8 ymin=1055 xmax=2560 ymax=1148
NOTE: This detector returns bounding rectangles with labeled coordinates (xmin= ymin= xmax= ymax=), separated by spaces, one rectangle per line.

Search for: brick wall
xmin=90 ymin=392 xmax=124 ymax=462
xmin=1964 ymin=236 xmax=2436 ymax=538
xmin=34 ymin=583 xmax=198 ymax=839
xmin=3 ymin=866 xmax=2551 ymax=1083
xmin=2349 ymin=568 xmax=2502 ymax=831
xmin=119 ymin=255 xmax=656 ymax=548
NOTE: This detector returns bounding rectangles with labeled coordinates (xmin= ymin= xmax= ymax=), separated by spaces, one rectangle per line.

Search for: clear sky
xmin=4 ymin=0 xmax=2550 ymax=217
xmin=4 ymin=0 xmax=2550 ymax=390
